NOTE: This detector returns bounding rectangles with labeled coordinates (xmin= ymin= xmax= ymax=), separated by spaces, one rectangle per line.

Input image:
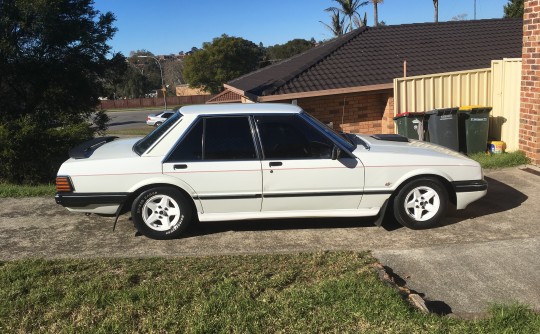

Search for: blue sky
xmin=93 ymin=0 xmax=511 ymax=56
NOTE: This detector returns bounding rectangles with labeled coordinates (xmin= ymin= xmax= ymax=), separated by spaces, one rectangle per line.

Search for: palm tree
xmin=326 ymin=0 xmax=369 ymax=33
xmin=433 ymin=0 xmax=438 ymax=23
xmin=320 ymin=8 xmax=345 ymax=37
xmin=370 ymin=0 xmax=383 ymax=27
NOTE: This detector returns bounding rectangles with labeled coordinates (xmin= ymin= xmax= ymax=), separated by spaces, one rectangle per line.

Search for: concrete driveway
xmin=0 ymin=166 xmax=539 ymax=316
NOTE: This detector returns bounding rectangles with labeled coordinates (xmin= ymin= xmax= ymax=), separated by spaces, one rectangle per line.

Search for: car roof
xmin=178 ymin=103 xmax=303 ymax=115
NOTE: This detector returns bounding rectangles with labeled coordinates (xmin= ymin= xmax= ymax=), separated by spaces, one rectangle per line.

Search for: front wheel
xmin=131 ymin=187 xmax=192 ymax=239
xmin=393 ymin=178 xmax=448 ymax=229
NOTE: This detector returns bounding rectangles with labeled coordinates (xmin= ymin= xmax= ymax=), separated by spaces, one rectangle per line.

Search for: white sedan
xmin=146 ymin=110 xmax=175 ymax=126
xmin=56 ymin=104 xmax=487 ymax=239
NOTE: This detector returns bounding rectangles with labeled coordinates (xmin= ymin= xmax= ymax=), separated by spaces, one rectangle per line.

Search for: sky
xmin=93 ymin=0 xmax=511 ymax=56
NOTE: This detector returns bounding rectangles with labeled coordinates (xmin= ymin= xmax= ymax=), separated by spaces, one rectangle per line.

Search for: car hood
xmin=352 ymin=134 xmax=477 ymax=166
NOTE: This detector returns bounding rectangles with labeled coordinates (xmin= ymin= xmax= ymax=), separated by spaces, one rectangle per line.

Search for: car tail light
xmin=56 ymin=176 xmax=74 ymax=192
xmin=147 ymin=117 xmax=151 ymax=121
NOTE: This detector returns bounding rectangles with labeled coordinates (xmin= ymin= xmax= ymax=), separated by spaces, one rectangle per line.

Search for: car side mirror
xmin=331 ymin=145 xmax=341 ymax=160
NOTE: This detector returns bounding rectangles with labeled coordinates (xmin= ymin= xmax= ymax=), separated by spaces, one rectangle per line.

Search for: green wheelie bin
xmin=393 ymin=112 xmax=426 ymax=140
xmin=425 ymin=108 xmax=459 ymax=151
xmin=458 ymin=106 xmax=492 ymax=154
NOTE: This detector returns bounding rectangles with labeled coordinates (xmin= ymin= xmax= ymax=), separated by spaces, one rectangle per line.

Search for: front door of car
xmin=163 ymin=116 xmax=262 ymax=214
xmin=254 ymin=115 xmax=365 ymax=212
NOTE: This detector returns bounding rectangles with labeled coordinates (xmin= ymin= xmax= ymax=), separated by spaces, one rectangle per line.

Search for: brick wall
xmin=292 ymin=90 xmax=394 ymax=135
xmin=520 ymin=0 xmax=540 ymax=164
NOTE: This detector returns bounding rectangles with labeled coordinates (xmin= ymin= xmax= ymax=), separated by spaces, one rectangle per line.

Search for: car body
xmin=146 ymin=110 xmax=175 ymax=126
xmin=56 ymin=104 xmax=487 ymax=239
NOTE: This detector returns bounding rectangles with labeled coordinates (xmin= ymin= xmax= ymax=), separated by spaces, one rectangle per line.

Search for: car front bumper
xmin=452 ymin=180 xmax=488 ymax=210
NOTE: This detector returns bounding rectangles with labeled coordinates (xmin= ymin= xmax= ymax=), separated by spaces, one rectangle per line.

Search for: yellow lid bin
xmin=488 ymin=141 xmax=506 ymax=154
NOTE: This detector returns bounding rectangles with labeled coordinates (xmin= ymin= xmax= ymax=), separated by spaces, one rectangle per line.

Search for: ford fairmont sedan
xmin=56 ymin=104 xmax=487 ymax=239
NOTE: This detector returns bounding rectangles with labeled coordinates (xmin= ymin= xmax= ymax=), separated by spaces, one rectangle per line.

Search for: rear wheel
xmin=154 ymin=121 xmax=163 ymax=127
xmin=393 ymin=178 xmax=448 ymax=229
xmin=131 ymin=187 xmax=192 ymax=239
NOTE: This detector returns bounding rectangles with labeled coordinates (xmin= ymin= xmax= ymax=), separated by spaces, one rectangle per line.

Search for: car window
xmin=166 ymin=118 xmax=203 ymax=161
xmin=163 ymin=112 xmax=174 ymax=119
xmin=204 ymin=117 xmax=257 ymax=160
xmin=134 ymin=112 xmax=182 ymax=155
xmin=166 ymin=116 xmax=256 ymax=161
xmin=255 ymin=115 xmax=334 ymax=159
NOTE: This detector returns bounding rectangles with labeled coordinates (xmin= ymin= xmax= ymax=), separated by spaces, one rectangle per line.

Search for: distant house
xmin=175 ymin=84 xmax=210 ymax=97
xmin=209 ymin=18 xmax=522 ymax=135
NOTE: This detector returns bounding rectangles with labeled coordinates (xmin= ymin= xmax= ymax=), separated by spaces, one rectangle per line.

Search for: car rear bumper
xmin=56 ymin=192 xmax=129 ymax=214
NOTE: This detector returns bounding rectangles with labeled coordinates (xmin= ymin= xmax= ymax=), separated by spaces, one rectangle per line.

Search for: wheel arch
xmin=120 ymin=178 xmax=202 ymax=216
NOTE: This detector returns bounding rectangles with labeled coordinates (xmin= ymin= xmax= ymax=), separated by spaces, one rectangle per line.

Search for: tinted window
xmin=167 ymin=119 xmax=203 ymax=161
xmin=204 ymin=117 xmax=256 ymax=160
xmin=255 ymin=115 xmax=334 ymax=159
xmin=167 ymin=116 xmax=256 ymax=161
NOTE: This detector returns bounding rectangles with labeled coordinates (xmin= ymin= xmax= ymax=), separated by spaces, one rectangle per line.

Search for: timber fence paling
xmin=100 ymin=95 xmax=214 ymax=110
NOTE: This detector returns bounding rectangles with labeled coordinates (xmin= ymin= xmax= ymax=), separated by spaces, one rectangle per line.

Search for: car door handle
xmin=269 ymin=161 xmax=282 ymax=167
xmin=174 ymin=164 xmax=188 ymax=170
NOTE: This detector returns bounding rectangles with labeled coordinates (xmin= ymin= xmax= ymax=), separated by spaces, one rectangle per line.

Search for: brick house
xmin=520 ymin=0 xmax=540 ymax=164
xmin=208 ymin=19 xmax=522 ymax=136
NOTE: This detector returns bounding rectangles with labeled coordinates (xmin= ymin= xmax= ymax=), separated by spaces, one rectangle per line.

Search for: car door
xmin=254 ymin=114 xmax=365 ymax=212
xmin=163 ymin=116 xmax=262 ymax=214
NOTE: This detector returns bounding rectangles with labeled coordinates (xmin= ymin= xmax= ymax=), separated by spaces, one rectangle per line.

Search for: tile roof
xmin=228 ymin=18 xmax=523 ymax=98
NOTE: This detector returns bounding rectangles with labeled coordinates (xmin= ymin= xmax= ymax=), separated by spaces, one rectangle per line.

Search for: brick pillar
xmin=520 ymin=0 xmax=540 ymax=164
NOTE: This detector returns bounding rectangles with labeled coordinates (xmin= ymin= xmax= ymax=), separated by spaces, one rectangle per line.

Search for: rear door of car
xmin=162 ymin=115 xmax=262 ymax=214
xmin=254 ymin=114 xmax=364 ymax=212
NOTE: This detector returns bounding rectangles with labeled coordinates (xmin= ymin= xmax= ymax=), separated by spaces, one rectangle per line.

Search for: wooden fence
xmin=99 ymin=95 xmax=213 ymax=109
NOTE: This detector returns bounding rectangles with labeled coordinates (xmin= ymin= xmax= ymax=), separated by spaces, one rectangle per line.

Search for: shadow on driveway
xmin=441 ymin=176 xmax=528 ymax=227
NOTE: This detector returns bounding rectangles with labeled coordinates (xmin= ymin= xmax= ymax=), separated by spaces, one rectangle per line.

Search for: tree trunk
xmin=434 ymin=0 xmax=438 ymax=23
xmin=374 ymin=2 xmax=378 ymax=27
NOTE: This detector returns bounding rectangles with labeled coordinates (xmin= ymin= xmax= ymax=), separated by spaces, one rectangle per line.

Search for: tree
xmin=266 ymin=39 xmax=315 ymax=62
xmin=370 ymin=0 xmax=383 ymax=27
xmin=433 ymin=0 xmax=439 ymax=23
xmin=504 ymin=0 xmax=524 ymax=18
xmin=451 ymin=13 xmax=468 ymax=21
xmin=320 ymin=8 xmax=346 ymax=37
xmin=0 ymin=0 xmax=124 ymax=183
xmin=183 ymin=35 xmax=264 ymax=94
xmin=326 ymin=0 xmax=369 ymax=33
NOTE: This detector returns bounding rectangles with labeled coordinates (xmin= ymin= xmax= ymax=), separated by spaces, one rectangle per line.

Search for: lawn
xmin=0 ymin=252 xmax=538 ymax=333
xmin=469 ymin=151 xmax=530 ymax=169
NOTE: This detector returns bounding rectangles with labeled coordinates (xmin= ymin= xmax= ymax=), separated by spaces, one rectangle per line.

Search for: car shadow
xmin=184 ymin=216 xmax=378 ymax=238
xmin=183 ymin=176 xmax=528 ymax=237
xmin=439 ymin=176 xmax=528 ymax=227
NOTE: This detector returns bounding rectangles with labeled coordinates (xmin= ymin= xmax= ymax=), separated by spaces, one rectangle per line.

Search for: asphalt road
xmin=106 ymin=109 xmax=161 ymax=130
xmin=1 ymin=166 xmax=539 ymax=316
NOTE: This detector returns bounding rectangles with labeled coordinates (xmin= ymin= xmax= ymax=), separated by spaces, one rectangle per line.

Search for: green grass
xmin=469 ymin=151 xmax=530 ymax=169
xmin=0 ymin=183 xmax=55 ymax=197
xmin=106 ymin=126 xmax=153 ymax=136
xmin=0 ymin=252 xmax=538 ymax=333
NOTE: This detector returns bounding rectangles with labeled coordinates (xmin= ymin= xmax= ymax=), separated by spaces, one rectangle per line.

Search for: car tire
xmin=393 ymin=178 xmax=448 ymax=229
xmin=131 ymin=187 xmax=192 ymax=239
xmin=154 ymin=121 xmax=162 ymax=127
